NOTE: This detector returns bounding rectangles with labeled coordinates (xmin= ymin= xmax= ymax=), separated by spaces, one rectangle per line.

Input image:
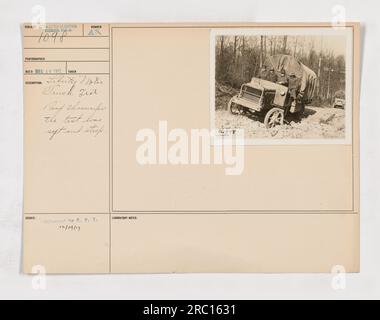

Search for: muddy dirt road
xmin=215 ymin=106 xmax=346 ymax=140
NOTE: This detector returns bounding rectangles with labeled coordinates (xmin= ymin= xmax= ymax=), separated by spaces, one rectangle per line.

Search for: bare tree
xmin=233 ymin=36 xmax=238 ymax=65
xmin=220 ymin=36 xmax=225 ymax=60
xmin=282 ymin=36 xmax=288 ymax=54
xmin=260 ymin=36 xmax=264 ymax=67
xmin=264 ymin=36 xmax=267 ymax=60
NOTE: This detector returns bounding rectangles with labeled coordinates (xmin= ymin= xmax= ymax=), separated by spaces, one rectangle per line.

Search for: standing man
xmin=277 ymin=69 xmax=288 ymax=87
xmin=259 ymin=66 xmax=268 ymax=80
xmin=267 ymin=68 xmax=278 ymax=83
xmin=288 ymin=72 xmax=299 ymax=113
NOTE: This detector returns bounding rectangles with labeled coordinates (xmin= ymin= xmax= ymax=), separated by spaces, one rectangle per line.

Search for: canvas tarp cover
xmin=264 ymin=54 xmax=318 ymax=103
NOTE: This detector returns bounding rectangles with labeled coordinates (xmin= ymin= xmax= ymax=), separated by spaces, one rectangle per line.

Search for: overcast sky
xmin=285 ymin=35 xmax=347 ymax=57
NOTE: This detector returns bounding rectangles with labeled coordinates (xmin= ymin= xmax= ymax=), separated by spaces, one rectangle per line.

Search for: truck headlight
xmin=280 ymin=91 xmax=286 ymax=96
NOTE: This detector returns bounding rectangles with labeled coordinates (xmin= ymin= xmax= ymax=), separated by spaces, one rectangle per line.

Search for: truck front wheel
xmin=264 ymin=108 xmax=284 ymax=129
xmin=228 ymin=97 xmax=241 ymax=115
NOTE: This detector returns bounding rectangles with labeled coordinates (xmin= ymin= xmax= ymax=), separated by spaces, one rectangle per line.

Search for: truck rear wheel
xmin=264 ymin=108 xmax=284 ymax=129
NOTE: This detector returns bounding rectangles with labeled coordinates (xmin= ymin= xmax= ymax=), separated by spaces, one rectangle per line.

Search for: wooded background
xmin=215 ymin=35 xmax=346 ymax=106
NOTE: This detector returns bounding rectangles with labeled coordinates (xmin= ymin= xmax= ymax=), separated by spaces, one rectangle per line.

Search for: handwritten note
xmin=42 ymin=216 xmax=100 ymax=233
xmin=40 ymin=75 xmax=107 ymax=140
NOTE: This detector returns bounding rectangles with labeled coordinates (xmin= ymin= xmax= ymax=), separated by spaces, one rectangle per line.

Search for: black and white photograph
xmin=211 ymin=28 xmax=353 ymax=143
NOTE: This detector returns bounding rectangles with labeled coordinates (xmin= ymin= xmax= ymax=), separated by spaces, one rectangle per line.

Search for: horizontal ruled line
xmin=110 ymin=210 xmax=358 ymax=215
xmin=24 ymin=47 xmax=110 ymax=50
xmin=25 ymin=213 xmax=110 ymax=215
xmin=24 ymin=73 xmax=110 ymax=75
xmin=24 ymin=36 xmax=109 ymax=38
xmin=24 ymin=211 xmax=358 ymax=215
xmin=25 ymin=60 xmax=110 ymax=62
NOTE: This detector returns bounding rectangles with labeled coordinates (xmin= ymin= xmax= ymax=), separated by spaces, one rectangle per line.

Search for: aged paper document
xmin=23 ymin=23 xmax=360 ymax=274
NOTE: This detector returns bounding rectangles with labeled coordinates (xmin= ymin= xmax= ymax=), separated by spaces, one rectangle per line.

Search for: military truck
xmin=228 ymin=54 xmax=318 ymax=128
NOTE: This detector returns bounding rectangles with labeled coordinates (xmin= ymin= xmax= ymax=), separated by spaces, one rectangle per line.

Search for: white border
xmin=210 ymin=27 xmax=354 ymax=145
